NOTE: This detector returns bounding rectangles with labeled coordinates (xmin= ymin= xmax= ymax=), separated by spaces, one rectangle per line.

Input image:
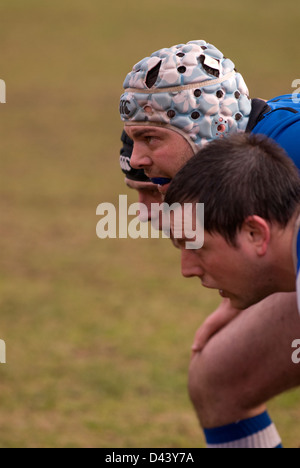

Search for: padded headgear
xmin=120 ymin=40 xmax=251 ymax=153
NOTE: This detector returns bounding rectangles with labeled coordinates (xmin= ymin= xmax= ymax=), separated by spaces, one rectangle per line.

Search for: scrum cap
xmin=120 ymin=40 xmax=251 ymax=153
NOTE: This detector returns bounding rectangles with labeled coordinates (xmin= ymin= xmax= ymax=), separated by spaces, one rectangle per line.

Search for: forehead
xmin=125 ymin=125 xmax=173 ymax=139
xmin=169 ymin=203 xmax=204 ymax=249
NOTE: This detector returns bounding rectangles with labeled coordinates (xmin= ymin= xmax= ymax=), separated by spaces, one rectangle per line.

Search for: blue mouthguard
xmin=150 ymin=177 xmax=172 ymax=185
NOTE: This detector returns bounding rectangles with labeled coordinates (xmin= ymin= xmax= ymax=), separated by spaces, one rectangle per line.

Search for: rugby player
xmin=119 ymin=40 xmax=300 ymax=448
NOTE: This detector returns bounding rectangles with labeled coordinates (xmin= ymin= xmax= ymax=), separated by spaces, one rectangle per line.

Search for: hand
xmin=191 ymin=299 xmax=240 ymax=355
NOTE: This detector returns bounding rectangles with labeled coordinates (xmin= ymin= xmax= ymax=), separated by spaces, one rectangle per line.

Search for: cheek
xmin=176 ymin=139 xmax=194 ymax=163
xmin=152 ymin=148 xmax=172 ymax=167
xmin=204 ymin=252 xmax=241 ymax=280
xmin=221 ymin=257 xmax=254 ymax=287
xmin=153 ymin=143 xmax=192 ymax=176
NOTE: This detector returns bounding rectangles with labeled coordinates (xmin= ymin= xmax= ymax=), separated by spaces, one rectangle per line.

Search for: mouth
xmin=201 ymin=285 xmax=231 ymax=300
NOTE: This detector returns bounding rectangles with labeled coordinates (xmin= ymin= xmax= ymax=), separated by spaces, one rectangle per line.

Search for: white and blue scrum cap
xmin=119 ymin=40 xmax=252 ymax=154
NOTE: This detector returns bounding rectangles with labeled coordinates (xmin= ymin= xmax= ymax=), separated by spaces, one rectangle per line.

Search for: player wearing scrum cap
xmin=119 ymin=40 xmax=300 ymax=448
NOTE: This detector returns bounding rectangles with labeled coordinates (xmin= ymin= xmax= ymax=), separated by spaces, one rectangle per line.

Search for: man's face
xmin=173 ymin=219 xmax=277 ymax=310
xmin=125 ymin=126 xmax=194 ymax=196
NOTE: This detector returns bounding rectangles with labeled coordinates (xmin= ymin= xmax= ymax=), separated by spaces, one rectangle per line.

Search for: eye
xmin=145 ymin=136 xmax=153 ymax=143
xmin=144 ymin=135 xmax=158 ymax=144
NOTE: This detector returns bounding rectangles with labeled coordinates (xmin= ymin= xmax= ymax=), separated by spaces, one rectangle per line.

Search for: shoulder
xmin=251 ymin=95 xmax=300 ymax=168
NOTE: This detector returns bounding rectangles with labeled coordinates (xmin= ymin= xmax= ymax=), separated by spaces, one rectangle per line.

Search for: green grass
xmin=0 ymin=0 xmax=299 ymax=448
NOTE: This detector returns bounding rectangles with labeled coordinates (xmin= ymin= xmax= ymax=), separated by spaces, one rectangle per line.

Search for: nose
xmin=181 ymin=249 xmax=204 ymax=278
xmin=130 ymin=142 xmax=152 ymax=170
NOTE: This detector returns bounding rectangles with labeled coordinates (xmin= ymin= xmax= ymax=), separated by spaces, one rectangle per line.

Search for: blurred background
xmin=0 ymin=0 xmax=299 ymax=448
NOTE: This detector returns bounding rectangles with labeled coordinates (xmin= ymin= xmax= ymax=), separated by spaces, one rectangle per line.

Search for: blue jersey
xmin=248 ymin=95 xmax=300 ymax=311
xmin=251 ymin=94 xmax=300 ymax=168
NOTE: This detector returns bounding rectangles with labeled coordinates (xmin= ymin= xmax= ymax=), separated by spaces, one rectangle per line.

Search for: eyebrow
xmin=130 ymin=129 xmax=160 ymax=139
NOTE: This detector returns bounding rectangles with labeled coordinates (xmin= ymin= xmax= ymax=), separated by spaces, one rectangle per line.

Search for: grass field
xmin=0 ymin=0 xmax=299 ymax=448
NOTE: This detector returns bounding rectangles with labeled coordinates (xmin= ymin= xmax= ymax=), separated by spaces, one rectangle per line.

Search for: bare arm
xmin=192 ymin=299 xmax=240 ymax=355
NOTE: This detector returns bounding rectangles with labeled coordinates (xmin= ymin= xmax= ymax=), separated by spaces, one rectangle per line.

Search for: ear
xmin=241 ymin=216 xmax=271 ymax=256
